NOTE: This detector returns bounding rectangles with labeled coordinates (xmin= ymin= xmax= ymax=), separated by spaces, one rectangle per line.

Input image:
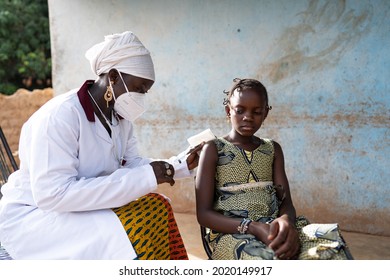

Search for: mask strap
xmin=109 ymin=71 xmax=130 ymax=101
xmin=106 ymin=75 xmax=120 ymax=124
xmin=117 ymin=71 xmax=130 ymax=93
xmin=109 ymin=78 xmax=117 ymax=101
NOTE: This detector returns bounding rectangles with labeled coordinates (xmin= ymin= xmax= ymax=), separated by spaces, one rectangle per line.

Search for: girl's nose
xmin=243 ymin=114 xmax=253 ymax=121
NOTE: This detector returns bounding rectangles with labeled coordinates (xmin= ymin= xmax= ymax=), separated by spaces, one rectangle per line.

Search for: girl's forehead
xmin=231 ymin=88 xmax=266 ymax=104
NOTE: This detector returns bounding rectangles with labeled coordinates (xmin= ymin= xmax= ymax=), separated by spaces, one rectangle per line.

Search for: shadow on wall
xmin=260 ymin=0 xmax=373 ymax=82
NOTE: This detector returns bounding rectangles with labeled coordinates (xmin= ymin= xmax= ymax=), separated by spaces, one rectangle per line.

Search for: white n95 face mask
xmin=114 ymin=92 xmax=146 ymax=122
xmin=112 ymin=72 xmax=147 ymax=122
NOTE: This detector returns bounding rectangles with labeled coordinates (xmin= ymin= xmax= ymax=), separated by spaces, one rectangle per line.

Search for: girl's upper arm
xmin=272 ymin=140 xmax=296 ymax=219
xmin=272 ymin=140 xmax=289 ymax=187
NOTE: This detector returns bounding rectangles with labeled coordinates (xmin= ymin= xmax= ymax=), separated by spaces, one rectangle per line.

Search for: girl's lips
xmin=241 ymin=126 xmax=254 ymax=131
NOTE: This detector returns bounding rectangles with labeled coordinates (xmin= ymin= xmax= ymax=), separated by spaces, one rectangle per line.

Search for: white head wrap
xmin=85 ymin=31 xmax=155 ymax=81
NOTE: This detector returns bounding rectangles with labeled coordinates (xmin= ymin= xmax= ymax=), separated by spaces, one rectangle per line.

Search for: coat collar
xmin=77 ymin=80 xmax=95 ymax=122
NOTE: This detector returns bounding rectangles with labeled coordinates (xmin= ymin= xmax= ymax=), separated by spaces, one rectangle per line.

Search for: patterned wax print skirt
xmin=113 ymin=193 xmax=188 ymax=260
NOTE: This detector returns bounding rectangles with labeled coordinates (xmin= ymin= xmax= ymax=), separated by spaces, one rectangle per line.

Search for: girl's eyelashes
xmin=232 ymin=107 xmax=265 ymax=115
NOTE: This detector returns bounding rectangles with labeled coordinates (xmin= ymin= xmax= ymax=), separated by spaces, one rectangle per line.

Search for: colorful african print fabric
xmin=113 ymin=193 xmax=188 ymax=260
xmin=205 ymin=137 xmax=349 ymax=260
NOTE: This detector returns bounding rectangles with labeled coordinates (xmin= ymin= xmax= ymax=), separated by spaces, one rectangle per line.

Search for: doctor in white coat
xmin=0 ymin=31 xmax=201 ymax=259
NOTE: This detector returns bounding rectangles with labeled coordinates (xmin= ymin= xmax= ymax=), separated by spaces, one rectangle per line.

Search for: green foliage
xmin=0 ymin=0 xmax=51 ymax=95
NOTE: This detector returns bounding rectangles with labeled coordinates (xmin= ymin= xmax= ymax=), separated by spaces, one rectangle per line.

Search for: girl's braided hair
xmin=223 ymin=78 xmax=271 ymax=110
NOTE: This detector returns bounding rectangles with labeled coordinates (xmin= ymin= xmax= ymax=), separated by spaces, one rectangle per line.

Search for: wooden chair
xmin=200 ymin=226 xmax=213 ymax=260
xmin=0 ymin=126 xmax=18 ymax=198
xmin=0 ymin=126 xmax=18 ymax=260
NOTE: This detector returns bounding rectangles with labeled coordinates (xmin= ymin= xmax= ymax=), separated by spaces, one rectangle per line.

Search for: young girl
xmin=195 ymin=78 xmax=350 ymax=260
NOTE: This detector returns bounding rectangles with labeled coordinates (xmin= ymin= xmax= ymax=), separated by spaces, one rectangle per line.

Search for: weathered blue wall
xmin=48 ymin=0 xmax=389 ymax=235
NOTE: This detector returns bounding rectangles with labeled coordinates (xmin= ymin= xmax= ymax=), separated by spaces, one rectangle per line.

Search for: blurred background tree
xmin=0 ymin=0 xmax=51 ymax=95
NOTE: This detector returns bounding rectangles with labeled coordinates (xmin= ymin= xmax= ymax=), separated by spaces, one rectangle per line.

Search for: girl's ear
xmin=264 ymin=105 xmax=272 ymax=120
xmin=224 ymin=105 xmax=230 ymax=117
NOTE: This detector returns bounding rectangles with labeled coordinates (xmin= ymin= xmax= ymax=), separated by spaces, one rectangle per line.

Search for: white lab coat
xmin=0 ymin=83 xmax=190 ymax=259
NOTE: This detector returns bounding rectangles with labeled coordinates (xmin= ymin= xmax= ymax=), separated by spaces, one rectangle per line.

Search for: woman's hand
xmin=267 ymin=215 xmax=300 ymax=259
xmin=150 ymin=161 xmax=175 ymax=186
xmin=186 ymin=142 xmax=205 ymax=170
